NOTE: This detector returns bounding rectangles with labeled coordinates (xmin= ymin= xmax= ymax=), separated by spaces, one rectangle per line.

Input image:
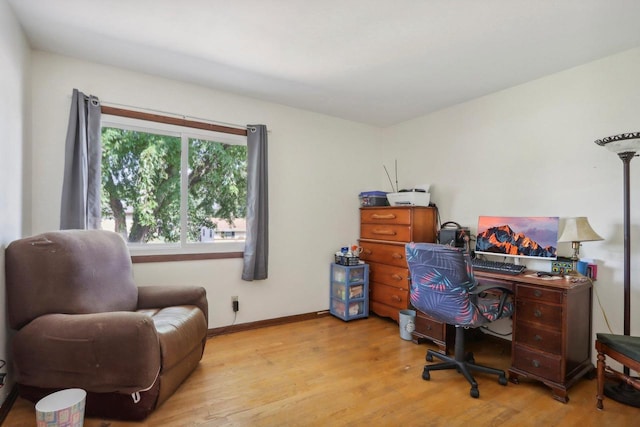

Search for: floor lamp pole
xmin=621 ymin=152 xmax=632 ymax=342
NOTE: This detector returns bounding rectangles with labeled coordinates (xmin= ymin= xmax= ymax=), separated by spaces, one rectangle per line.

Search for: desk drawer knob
xmin=392 ymin=253 xmax=403 ymax=260
xmin=532 ymin=360 xmax=541 ymax=368
xmin=534 ymin=334 xmax=542 ymax=342
xmin=534 ymin=290 xmax=543 ymax=298
xmin=534 ymin=309 xmax=542 ymax=318
xmin=391 ymin=274 xmax=402 ymax=281
xmin=391 ymin=295 xmax=401 ymax=302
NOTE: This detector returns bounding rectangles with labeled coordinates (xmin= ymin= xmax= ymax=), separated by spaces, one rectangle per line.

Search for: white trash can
xmin=36 ymin=388 xmax=86 ymax=427
xmin=399 ymin=309 xmax=416 ymax=340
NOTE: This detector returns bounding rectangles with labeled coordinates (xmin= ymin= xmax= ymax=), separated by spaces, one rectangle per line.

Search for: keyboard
xmin=471 ymin=259 xmax=526 ymax=275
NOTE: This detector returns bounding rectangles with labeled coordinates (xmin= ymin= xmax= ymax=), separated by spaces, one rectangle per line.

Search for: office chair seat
xmin=406 ymin=242 xmax=514 ymax=398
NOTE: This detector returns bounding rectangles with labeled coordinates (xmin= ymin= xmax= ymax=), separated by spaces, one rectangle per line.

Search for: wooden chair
xmin=595 ymin=333 xmax=640 ymax=409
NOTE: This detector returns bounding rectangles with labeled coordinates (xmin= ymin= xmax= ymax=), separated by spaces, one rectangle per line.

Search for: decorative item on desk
xmin=557 ymin=217 xmax=603 ymax=272
xmin=551 ymin=257 xmax=573 ymax=275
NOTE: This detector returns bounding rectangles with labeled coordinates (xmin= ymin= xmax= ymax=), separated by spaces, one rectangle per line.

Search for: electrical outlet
xmin=231 ymin=296 xmax=239 ymax=312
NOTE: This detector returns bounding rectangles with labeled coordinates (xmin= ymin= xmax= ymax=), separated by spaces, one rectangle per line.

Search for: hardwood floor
xmin=4 ymin=316 xmax=637 ymax=426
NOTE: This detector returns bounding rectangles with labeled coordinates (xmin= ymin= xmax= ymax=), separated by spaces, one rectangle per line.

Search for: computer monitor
xmin=475 ymin=216 xmax=559 ymax=260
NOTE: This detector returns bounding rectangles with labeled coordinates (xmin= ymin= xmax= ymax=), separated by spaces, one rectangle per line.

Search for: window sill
xmin=131 ymin=251 xmax=243 ymax=263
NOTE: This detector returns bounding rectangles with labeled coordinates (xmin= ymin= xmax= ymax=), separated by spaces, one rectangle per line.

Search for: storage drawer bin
xmin=330 ymin=263 xmax=369 ymax=321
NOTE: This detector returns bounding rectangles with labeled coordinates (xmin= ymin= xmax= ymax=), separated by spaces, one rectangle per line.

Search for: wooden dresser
xmin=358 ymin=206 xmax=437 ymax=322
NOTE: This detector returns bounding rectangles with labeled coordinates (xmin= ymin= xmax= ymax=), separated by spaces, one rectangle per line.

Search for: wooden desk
xmin=412 ymin=270 xmax=593 ymax=403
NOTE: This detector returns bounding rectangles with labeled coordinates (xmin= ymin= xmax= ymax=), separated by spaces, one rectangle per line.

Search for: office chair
xmin=595 ymin=333 xmax=640 ymax=409
xmin=405 ymin=242 xmax=514 ymax=398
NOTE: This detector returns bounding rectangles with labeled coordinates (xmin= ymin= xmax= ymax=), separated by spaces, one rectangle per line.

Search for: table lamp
xmin=557 ymin=217 xmax=603 ymax=273
xmin=595 ymin=132 xmax=640 ymax=407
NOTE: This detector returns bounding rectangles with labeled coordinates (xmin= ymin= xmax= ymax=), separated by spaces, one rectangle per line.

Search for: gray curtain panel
xmin=60 ymin=89 xmax=102 ymax=230
xmin=242 ymin=125 xmax=269 ymax=281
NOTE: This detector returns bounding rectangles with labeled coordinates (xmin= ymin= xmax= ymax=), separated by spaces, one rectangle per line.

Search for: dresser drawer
xmin=517 ymin=284 xmax=563 ymax=304
xmin=370 ymin=301 xmax=400 ymax=322
xmin=516 ymin=299 xmax=562 ymax=328
xmin=359 ymin=241 xmax=407 ymax=268
xmin=370 ymin=282 xmax=408 ymax=309
xmin=360 ymin=208 xmax=411 ymax=225
xmin=368 ymin=262 xmax=409 ymax=290
xmin=514 ymin=322 xmax=562 ymax=354
xmin=360 ymin=224 xmax=411 ymax=242
xmin=512 ymin=344 xmax=562 ymax=383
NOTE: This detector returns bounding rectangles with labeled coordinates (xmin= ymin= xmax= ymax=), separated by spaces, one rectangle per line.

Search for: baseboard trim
xmin=0 ymin=386 xmax=18 ymax=425
xmin=207 ymin=311 xmax=331 ymax=337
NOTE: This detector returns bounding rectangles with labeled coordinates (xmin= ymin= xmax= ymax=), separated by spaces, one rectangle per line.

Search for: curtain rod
xmin=100 ymin=100 xmax=250 ymax=132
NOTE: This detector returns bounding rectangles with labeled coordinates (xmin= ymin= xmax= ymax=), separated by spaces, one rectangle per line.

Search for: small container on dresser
xmin=330 ymin=263 xmax=369 ymax=321
xmin=358 ymin=206 xmax=437 ymax=323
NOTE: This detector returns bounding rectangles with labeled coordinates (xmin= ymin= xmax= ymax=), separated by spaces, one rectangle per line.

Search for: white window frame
xmin=101 ymin=114 xmax=248 ymax=256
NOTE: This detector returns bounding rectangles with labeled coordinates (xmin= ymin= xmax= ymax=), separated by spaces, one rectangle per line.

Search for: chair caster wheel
xmin=470 ymin=387 xmax=480 ymax=398
xmin=426 ymin=354 xmax=433 ymax=362
xmin=422 ymin=369 xmax=431 ymax=381
xmin=498 ymin=375 xmax=508 ymax=386
xmin=465 ymin=352 xmax=475 ymax=364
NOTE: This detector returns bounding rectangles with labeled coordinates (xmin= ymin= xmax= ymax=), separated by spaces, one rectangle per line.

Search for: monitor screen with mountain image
xmin=475 ymin=216 xmax=559 ymax=261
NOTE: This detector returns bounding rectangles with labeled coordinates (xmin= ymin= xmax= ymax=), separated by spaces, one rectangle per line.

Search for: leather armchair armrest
xmin=12 ymin=312 xmax=160 ymax=393
xmin=137 ymin=286 xmax=208 ymax=323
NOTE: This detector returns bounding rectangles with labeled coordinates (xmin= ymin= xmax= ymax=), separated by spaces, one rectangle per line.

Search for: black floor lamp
xmin=595 ymin=132 xmax=640 ymax=406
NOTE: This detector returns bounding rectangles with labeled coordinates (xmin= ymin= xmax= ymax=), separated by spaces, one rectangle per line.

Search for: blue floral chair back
xmin=406 ymin=242 xmax=513 ymax=327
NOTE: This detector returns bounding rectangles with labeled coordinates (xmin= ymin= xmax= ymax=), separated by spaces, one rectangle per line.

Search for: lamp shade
xmin=557 ymin=217 xmax=604 ymax=243
xmin=594 ymin=132 xmax=640 ymax=154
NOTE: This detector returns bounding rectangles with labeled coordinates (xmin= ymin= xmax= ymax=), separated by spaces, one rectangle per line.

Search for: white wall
xmin=0 ymin=0 xmax=30 ymax=407
xmin=29 ymin=51 xmax=381 ymax=329
xmin=383 ymin=47 xmax=640 ymax=341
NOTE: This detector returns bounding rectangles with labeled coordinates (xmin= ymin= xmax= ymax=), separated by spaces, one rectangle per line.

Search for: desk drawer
xmin=517 ymin=284 xmax=563 ymax=304
xmin=359 ymin=241 xmax=407 ymax=268
xmin=515 ymin=322 xmax=562 ymax=354
xmin=512 ymin=344 xmax=562 ymax=383
xmin=414 ymin=311 xmax=446 ymax=341
xmin=370 ymin=282 xmax=408 ymax=310
xmin=368 ymin=262 xmax=409 ymax=290
xmin=360 ymin=208 xmax=411 ymax=225
xmin=516 ymin=300 xmax=562 ymax=328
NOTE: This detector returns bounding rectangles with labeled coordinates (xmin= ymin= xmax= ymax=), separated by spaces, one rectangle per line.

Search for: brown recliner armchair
xmin=5 ymin=230 xmax=208 ymax=420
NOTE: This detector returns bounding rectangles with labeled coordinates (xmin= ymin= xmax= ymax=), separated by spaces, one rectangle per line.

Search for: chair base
xmin=604 ymin=380 xmax=640 ymax=408
xmin=421 ymin=326 xmax=507 ymax=398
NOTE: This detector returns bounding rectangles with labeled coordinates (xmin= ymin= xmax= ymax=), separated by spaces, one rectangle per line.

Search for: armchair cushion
xmin=12 ymin=312 xmax=160 ymax=393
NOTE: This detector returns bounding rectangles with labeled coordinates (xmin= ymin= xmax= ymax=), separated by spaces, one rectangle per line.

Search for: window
xmin=100 ymin=112 xmax=247 ymax=255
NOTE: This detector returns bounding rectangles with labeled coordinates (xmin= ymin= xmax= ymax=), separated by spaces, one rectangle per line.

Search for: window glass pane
xmin=188 ymin=138 xmax=247 ymax=243
xmin=101 ymin=127 xmax=181 ymax=244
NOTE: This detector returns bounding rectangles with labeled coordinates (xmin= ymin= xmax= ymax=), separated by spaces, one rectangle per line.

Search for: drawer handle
xmin=391 ymin=274 xmax=403 ymax=281
xmin=372 ymin=229 xmax=397 ymax=236
xmin=532 ymin=360 xmax=541 ymax=368
xmin=392 ymin=253 xmax=404 ymax=260
xmin=391 ymin=295 xmax=402 ymax=302
xmin=534 ymin=309 xmax=542 ymax=318
xmin=534 ymin=334 xmax=542 ymax=342
xmin=425 ymin=324 xmax=432 ymax=331
xmin=362 ymin=249 xmax=372 ymax=255
xmin=534 ymin=290 xmax=543 ymax=298
xmin=371 ymin=214 xmax=397 ymax=220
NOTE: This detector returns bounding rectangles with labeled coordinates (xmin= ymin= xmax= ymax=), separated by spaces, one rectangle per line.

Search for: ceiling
xmin=8 ymin=0 xmax=640 ymax=126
